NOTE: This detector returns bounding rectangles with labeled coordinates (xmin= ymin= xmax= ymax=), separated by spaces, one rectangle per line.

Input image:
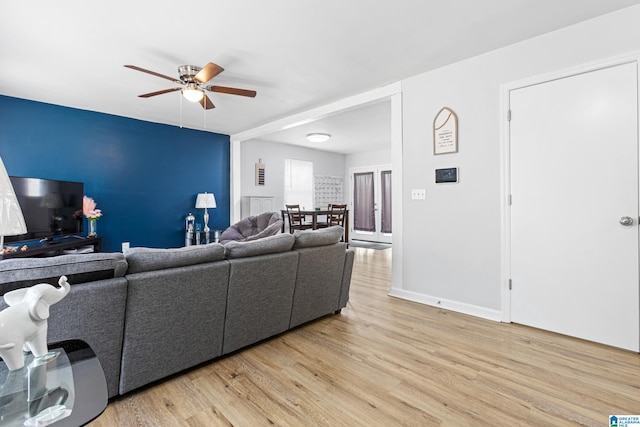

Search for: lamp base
xmin=203 ymin=208 xmax=210 ymax=233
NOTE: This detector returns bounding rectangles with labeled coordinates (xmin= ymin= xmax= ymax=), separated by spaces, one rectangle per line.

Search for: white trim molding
xmin=388 ymin=287 xmax=503 ymax=322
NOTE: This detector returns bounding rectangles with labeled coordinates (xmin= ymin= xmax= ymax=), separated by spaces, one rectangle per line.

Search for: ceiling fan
xmin=124 ymin=62 xmax=257 ymax=109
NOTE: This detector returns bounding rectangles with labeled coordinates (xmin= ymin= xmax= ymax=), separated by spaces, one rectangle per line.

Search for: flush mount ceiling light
xmin=182 ymin=83 xmax=204 ymax=102
xmin=306 ymin=133 xmax=331 ymax=143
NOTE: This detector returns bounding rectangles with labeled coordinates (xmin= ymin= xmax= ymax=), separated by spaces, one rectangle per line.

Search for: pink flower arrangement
xmin=83 ymin=196 xmax=103 ymax=220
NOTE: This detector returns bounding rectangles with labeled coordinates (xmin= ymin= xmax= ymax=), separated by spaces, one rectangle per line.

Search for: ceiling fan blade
xmin=138 ymin=87 xmax=182 ymax=98
xmin=194 ymin=62 xmax=224 ymax=84
xmin=200 ymin=94 xmax=215 ymax=109
xmin=206 ymin=85 xmax=257 ymax=98
xmin=124 ymin=65 xmax=182 ymax=84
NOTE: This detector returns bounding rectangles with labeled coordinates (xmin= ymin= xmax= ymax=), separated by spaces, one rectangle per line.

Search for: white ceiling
xmin=2 ymin=1 xmax=639 ymax=154
xmin=257 ymin=100 xmax=392 ymax=154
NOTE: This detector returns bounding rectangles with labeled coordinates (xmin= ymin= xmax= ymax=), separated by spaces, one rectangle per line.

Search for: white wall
xmin=344 ymin=149 xmax=391 ymax=174
xmin=394 ymin=4 xmax=640 ymax=319
xmin=240 ymin=139 xmax=345 ymax=212
xmin=345 ymin=149 xmax=391 ymax=170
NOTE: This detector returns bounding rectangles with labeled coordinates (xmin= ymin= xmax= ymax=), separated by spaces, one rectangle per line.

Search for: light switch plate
xmin=411 ymin=189 xmax=426 ymax=200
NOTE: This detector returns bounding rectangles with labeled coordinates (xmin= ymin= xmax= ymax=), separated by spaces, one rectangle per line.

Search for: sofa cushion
xmin=219 ymin=212 xmax=282 ymax=244
xmin=0 ymin=252 xmax=127 ymax=295
xmin=293 ymin=226 xmax=343 ymax=249
xmin=124 ymin=243 xmax=225 ymax=274
xmin=242 ymin=220 xmax=283 ymax=242
xmin=224 ymin=233 xmax=294 ymax=259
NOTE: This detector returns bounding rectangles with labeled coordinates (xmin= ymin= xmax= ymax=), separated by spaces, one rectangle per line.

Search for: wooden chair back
xmin=328 ymin=204 xmax=347 ymax=227
xmin=285 ymin=204 xmax=313 ymax=233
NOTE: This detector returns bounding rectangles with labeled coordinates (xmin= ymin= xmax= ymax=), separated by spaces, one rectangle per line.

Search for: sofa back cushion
xmin=224 ymin=251 xmax=299 ymax=354
xmin=290 ymin=244 xmax=347 ymax=328
xmin=124 ymin=243 xmax=225 ymax=274
xmin=293 ymin=226 xmax=343 ymax=249
xmin=224 ymin=233 xmax=294 ymax=259
xmin=0 ymin=252 xmax=128 ymax=296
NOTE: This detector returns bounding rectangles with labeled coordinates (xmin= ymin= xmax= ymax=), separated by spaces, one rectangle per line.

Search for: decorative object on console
xmin=195 ymin=192 xmax=216 ymax=244
xmin=185 ymin=212 xmax=195 ymax=246
xmin=83 ymin=196 xmax=102 ymax=237
xmin=0 ymin=276 xmax=70 ymax=371
xmin=0 ymin=156 xmax=27 ymax=255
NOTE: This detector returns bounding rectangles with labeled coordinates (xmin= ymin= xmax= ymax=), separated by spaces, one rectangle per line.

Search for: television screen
xmin=7 ymin=176 xmax=84 ymax=243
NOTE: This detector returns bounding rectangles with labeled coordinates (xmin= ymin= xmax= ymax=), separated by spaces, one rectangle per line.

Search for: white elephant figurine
xmin=0 ymin=276 xmax=70 ymax=371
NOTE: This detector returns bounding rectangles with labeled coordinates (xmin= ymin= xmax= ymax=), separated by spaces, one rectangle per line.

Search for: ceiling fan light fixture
xmin=182 ymin=83 xmax=204 ymax=102
xmin=306 ymin=133 xmax=331 ymax=143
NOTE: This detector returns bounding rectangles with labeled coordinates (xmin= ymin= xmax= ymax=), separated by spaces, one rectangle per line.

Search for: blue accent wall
xmin=0 ymin=95 xmax=230 ymax=252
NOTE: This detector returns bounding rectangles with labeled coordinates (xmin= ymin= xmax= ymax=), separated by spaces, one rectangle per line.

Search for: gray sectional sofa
xmin=0 ymin=226 xmax=354 ymax=398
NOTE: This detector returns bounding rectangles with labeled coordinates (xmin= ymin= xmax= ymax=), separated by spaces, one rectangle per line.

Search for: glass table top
xmin=0 ymin=340 xmax=107 ymax=427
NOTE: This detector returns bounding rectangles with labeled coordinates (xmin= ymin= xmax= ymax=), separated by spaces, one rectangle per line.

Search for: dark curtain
xmin=354 ymin=172 xmax=375 ymax=232
xmin=381 ymin=170 xmax=392 ymax=234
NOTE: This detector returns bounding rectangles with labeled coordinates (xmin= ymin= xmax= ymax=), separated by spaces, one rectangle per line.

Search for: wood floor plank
xmin=89 ymin=247 xmax=640 ymax=426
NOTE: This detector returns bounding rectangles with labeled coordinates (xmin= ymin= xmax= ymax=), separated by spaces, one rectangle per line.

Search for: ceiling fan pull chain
xmin=203 ymin=102 xmax=207 ymax=129
xmin=179 ymin=93 xmax=183 ymax=128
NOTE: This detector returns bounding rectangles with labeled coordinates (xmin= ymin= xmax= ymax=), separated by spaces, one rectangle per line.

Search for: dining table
xmin=281 ymin=209 xmax=349 ymax=242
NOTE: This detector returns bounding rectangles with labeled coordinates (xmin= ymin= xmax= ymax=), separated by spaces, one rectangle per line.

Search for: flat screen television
xmin=7 ymin=176 xmax=84 ymax=243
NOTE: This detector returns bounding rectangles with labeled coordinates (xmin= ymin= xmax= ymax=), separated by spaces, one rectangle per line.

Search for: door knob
xmin=620 ymin=216 xmax=635 ymax=226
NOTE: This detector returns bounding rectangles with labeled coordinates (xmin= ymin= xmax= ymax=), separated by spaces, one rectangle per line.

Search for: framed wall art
xmin=255 ymin=159 xmax=265 ymax=186
xmin=433 ymin=107 xmax=458 ymax=155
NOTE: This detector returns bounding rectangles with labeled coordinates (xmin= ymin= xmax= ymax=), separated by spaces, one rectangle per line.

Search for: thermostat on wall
xmin=435 ymin=167 xmax=458 ymax=183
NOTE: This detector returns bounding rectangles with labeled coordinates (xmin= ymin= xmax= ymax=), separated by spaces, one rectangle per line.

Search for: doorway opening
xmin=349 ymin=165 xmax=392 ymax=244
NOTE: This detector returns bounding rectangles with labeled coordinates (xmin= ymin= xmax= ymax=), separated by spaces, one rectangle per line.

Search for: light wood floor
xmin=90 ymin=247 xmax=640 ymax=426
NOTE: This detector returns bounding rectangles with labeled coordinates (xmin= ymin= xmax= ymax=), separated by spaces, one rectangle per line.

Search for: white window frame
xmin=284 ymin=159 xmax=314 ymax=210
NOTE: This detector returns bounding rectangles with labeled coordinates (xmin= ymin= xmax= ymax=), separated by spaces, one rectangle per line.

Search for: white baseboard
xmin=388 ymin=287 xmax=503 ymax=322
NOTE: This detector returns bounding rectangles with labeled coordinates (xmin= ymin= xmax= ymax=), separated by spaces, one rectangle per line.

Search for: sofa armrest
xmin=339 ymin=249 xmax=355 ymax=309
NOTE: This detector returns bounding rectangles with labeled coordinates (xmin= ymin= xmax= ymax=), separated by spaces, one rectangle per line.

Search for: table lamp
xmin=0 ymin=156 xmax=27 ymax=256
xmin=195 ymin=192 xmax=216 ymax=243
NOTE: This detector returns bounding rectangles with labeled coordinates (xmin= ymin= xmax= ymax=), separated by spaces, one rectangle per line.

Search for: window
xmin=284 ymin=159 xmax=314 ymax=209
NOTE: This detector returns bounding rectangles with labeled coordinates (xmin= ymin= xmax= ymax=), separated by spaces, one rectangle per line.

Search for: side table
xmin=0 ymin=340 xmax=108 ymax=427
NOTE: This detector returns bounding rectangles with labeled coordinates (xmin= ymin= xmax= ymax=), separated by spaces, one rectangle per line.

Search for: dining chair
xmin=285 ymin=204 xmax=314 ymax=233
xmin=327 ymin=204 xmax=347 ymax=227
xmin=322 ymin=204 xmax=347 ymax=242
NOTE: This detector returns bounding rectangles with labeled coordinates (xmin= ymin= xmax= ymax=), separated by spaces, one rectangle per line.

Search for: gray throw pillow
xmin=124 ymin=243 xmax=225 ymax=273
xmin=224 ymin=233 xmax=294 ymax=259
xmin=293 ymin=226 xmax=343 ymax=249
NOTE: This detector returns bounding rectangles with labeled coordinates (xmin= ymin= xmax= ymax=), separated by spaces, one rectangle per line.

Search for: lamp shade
xmin=182 ymin=83 xmax=204 ymax=102
xmin=0 ymin=156 xmax=27 ymax=236
xmin=195 ymin=192 xmax=217 ymax=209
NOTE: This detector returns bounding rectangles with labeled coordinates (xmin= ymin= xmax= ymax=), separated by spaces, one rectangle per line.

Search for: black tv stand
xmin=42 ymin=235 xmax=87 ymax=244
xmin=2 ymin=236 xmax=102 ymax=259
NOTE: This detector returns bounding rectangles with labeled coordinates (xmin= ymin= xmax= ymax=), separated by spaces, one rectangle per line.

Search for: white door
xmin=349 ymin=165 xmax=392 ymax=243
xmin=510 ymin=62 xmax=640 ymax=352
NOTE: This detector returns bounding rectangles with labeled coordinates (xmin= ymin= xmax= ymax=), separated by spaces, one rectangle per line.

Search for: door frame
xmin=348 ymin=164 xmax=392 ymax=243
xmin=500 ymin=52 xmax=640 ymax=323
